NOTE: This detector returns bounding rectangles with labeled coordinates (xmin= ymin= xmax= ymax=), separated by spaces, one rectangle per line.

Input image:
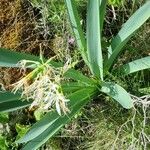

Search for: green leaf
xmin=0 ymin=48 xmax=93 ymax=85
xmin=100 ymin=0 xmax=107 ymax=32
xmin=17 ymin=112 xmax=60 ymax=143
xmin=0 ymin=91 xmax=21 ymax=103
xmin=101 ymin=82 xmax=133 ymax=109
xmin=18 ymin=88 xmax=98 ymax=149
xmin=0 ymin=48 xmax=60 ymax=68
xmin=0 ymin=113 xmax=9 ymax=123
xmin=61 ymin=82 xmax=90 ymax=93
xmin=0 ymin=135 xmax=8 ymax=150
xmin=65 ymin=0 xmax=88 ymax=65
xmin=0 ymin=100 xmax=31 ymax=113
xmin=87 ymin=0 xmax=103 ymax=80
xmin=0 ymin=48 xmax=40 ymax=68
xmin=104 ymin=1 xmax=150 ymax=72
xmin=34 ymin=109 xmax=45 ymax=121
xmin=115 ymin=56 xmax=150 ymax=75
xmin=0 ymin=48 xmax=92 ymax=83
xmin=15 ymin=124 xmax=30 ymax=140
xmin=108 ymin=0 xmax=123 ymax=6
xmin=0 ymin=91 xmax=31 ymax=112
xmin=64 ymin=69 xmax=95 ymax=85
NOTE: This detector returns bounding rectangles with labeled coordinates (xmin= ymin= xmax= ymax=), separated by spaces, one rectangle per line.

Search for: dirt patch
xmin=0 ymin=0 xmax=56 ymax=87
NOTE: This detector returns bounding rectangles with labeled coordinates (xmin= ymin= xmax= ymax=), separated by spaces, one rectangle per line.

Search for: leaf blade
xmin=104 ymin=1 xmax=150 ymax=72
xmin=101 ymin=82 xmax=133 ymax=109
xmin=115 ymin=56 xmax=150 ymax=75
xmin=100 ymin=0 xmax=107 ymax=32
xmin=0 ymin=101 xmax=31 ymax=112
xmin=0 ymin=48 xmax=60 ymax=68
xmin=87 ymin=0 xmax=103 ymax=79
xmin=64 ymin=69 xmax=95 ymax=85
xmin=0 ymin=91 xmax=21 ymax=103
xmin=61 ymin=82 xmax=91 ymax=93
xmin=0 ymin=91 xmax=31 ymax=112
xmin=18 ymin=87 xmax=97 ymax=146
xmin=65 ymin=0 xmax=88 ymax=64
xmin=0 ymin=48 xmax=40 ymax=68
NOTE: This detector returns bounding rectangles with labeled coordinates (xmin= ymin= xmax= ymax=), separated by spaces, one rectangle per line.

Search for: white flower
xmin=12 ymin=58 xmax=72 ymax=115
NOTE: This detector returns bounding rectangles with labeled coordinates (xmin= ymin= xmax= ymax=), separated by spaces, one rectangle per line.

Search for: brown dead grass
xmin=0 ymin=0 xmax=37 ymax=51
xmin=0 ymin=0 xmax=22 ymax=48
xmin=0 ymin=0 xmax=65 ymax=89
xmin=0 ymin=0 xmax=21 ymax=25
xmin=0 ymin=0 xmax=55 ymax=87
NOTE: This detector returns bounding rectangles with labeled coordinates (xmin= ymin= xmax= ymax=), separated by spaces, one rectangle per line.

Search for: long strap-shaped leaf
xmin=17 ymin=111 xmax=60 ymax=144
xmin=0 ymin=91 xmax=31 ymax=112
xmin=0 ymin=48 xmax=61 ymax=68
xmin=0 ymin=81 xmax=93 ymax=113
xmin=0 ymin=101 xmax=31 ymax=112
xmin=100 ymin=82 xmax=133 ymax=109
xmin=17 ymin=88 xmax=98 ymax=148
xmin=65 ymin=0 xmax=88 ymax=65
xmin=0 ymin=91 xmax=21 ymax=103
xmin=62 ymin=82 xmax=93 ymax=93
xmin=64 ymin=69 xmax=95 ymax=85
xmin=104 ymin=1 xmax=150 ymax=72
xmin=0 ymin=48 xmax=94 ymax=85
xmin=87 ymin=0 xmax=103 ymax=80
xmin=115 ymin=56 xmax=150 ymax=76
xmin=99 ymin=0 xmax=107 ymax=32
xmin=0 ymin=48 xmax=41 ymax=68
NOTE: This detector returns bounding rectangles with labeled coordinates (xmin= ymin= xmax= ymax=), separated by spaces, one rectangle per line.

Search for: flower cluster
xmin=12 ymin=59 xmax=72 ymax=115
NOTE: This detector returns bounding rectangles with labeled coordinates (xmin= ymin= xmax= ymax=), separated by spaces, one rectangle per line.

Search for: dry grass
xmin=0 ymin=0 xmax=66 ymax=87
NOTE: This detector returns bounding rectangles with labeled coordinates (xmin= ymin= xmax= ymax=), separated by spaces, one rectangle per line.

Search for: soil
xmin=0 ymin=0 xmax=58 ymax=88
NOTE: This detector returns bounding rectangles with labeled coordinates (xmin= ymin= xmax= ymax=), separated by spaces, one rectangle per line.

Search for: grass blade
xmin=115 ymin=56 xmax=150 ymax=75
xmin=87 ymin=0 xmax=103 ymax=80
xmin=104 ymin=1 xmax=150 ymax=72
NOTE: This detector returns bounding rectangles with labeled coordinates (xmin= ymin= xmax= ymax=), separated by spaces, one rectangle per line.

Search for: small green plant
xmin=0 ymin=0 xmax=150 ymax=149
xmin=29 ymin=0 xmax=66 ymax=37
xmin=0 ymin=135 xmax=8 ymax=150
xmin=108 ymin=0 xmax=123 ymax=6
